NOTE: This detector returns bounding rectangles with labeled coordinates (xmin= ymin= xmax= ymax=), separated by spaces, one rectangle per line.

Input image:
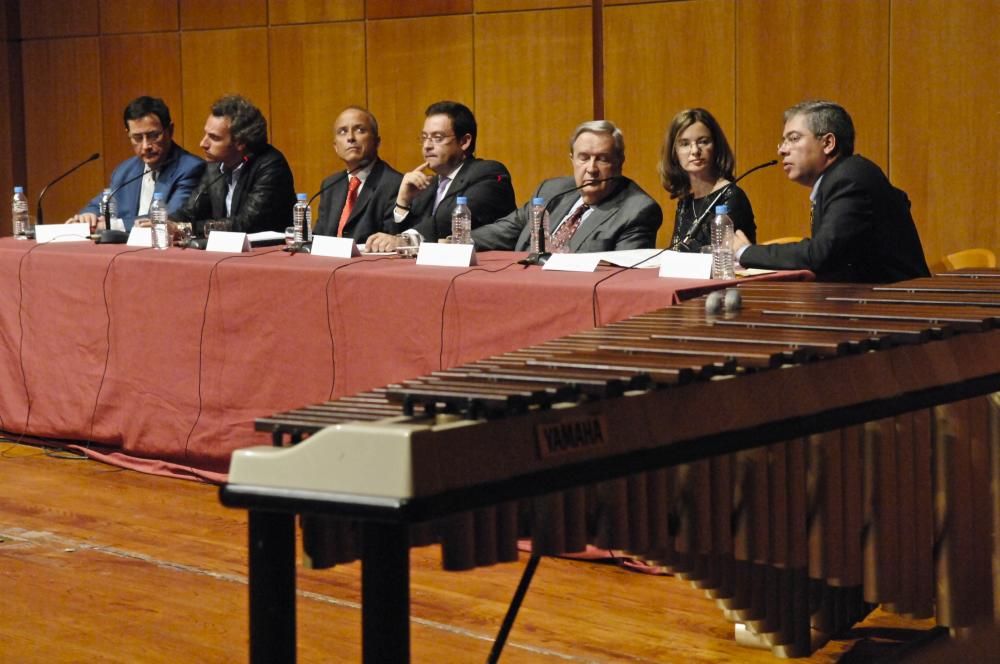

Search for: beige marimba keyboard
xmin=225 ymin=273 xmax=1000 ymax=659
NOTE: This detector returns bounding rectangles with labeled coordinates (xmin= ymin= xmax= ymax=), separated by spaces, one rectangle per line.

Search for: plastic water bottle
xmin=529 ymin=197 xmax=547 ymax=253
xmin=11 ymin=186 xmax=29 ymax=239
xmin=293 ymin=193 xmax=311 ymax=243
xmin=100 ymin=187 xmax=118 ymax=224
xmin=710 ymin=204 xmax=735 ymax=280
xmin=150 ymin=192 xmax=168 ymax=250
xmin=451 ymin=196 xmax=471 ymax=244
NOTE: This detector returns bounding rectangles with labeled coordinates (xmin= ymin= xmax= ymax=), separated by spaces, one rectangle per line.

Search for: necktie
xmin=337 ymin=176 xmax=361 ymax=237
xmin=137 ymin=167 xmax=156 ymax=216
xmin=433 ymin=176 xmax=451 ymax=213
xmin=548 ymin=204 xmax=590 ymax=253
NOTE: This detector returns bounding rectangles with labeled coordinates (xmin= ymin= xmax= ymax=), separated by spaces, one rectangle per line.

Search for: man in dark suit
xmin=173 ymin=94 xmax=296 ymax=235
xmin=734 ymin=100 xmax=929 ymax=282
xmin=68 ymin=96 xmax=205 ymax=232
xmin=312 ymin=106 xmax=402 ymax=244
xmin=365 ymin=100 xmax=516 ymax=251
xmin=472 ymin=120 xmax=662 ymax=253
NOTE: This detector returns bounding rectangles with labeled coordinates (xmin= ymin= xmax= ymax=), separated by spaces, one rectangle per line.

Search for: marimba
xmin=221 ymin=272 xmax=1000 ymax=662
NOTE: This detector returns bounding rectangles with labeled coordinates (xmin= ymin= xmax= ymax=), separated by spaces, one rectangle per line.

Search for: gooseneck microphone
xmin=306 ymin=161 xmax=371 ymax=210
xmin=103 ymin=151 xmax=180 ymax=222
xmin=36 ymin=152 xmax=100 ymax=226
xmin=672 ymin=159 xmax=778 ymax=251
xmin=519 ymin=175 xmax=624 ymax=266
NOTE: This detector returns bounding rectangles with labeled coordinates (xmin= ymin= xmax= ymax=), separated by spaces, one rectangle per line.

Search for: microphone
xmin=36 ymin=152 xmax=100 ymax=226
xmin=520 ymin=175 xmax=624 ymax=265
xmin=102 ymin=151 xmax=180 ymax=223
xmin=446 ymin=171 xmax=511 ymax=200
xmin=306 ymin=160 xmax=370 ymax=209
xmin=671 ymin=159 xmax=778 ymax=251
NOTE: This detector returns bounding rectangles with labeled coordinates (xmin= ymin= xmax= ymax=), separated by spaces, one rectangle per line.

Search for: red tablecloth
xmin=0 ymin=239 xmax=809 ymax=480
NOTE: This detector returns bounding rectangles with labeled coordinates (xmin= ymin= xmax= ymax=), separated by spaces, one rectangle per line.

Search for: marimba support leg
xmin=361 ymin=522 xmax=410 ymax=663
xmin=248 ymin=510 xmax=297 ymax=664
xmin=488 ymin=553 xmax=542 ymax=664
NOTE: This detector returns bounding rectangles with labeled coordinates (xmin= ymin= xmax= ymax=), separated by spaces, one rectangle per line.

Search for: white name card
xmin=311 ymin=235 xmax=360 ymax=258
xmin=205 ymin=230 xmax=250 ymax=253
xmin=36 ymin=223 xmax=90 ymax=243
xmin=416 ymin=242 xmax=477 ymax=267
xmin=658 ymin=250 xmax=712 ymax=279
xmin=127 ymin=227 xmax=153 ymax=247
xmin=542 ymin=253 xmax=601 ymax=272
xmin=109 ymin=217 xmax=126 ymax=232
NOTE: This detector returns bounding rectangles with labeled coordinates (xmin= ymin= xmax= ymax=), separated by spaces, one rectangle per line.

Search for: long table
xmin=0 ymin=239 xmax=807 ymax=479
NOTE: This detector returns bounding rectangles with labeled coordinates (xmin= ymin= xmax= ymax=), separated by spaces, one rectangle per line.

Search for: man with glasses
xmin=734 ymin=100 xmax=929 ymax=282
xmin=365 ymin=100 xmax=515 ymax=251
xmin=472 ymin=120 xmax=662 ymax=253
xmin=68 ymin=96 xmax=204 ymax=232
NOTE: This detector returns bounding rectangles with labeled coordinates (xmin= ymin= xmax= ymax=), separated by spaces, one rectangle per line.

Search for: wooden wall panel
xmin=0 ymin=40 xmax=22 ymax=232
xmin=736 ymin=0 xmax=890 ymax=245
xmin=890 ymin=0 xmax=999 ymax=263
xmin=474 ymin=8 xmax=592 ymax=204
xmin=179 ymin=0 xmax=266 ymax=30
xmin=98 ymin=33 xmax=184 ymax=183
xmin=18 ymin=0 xmax=98 ymax=39
xmin=366 ymin=15 xmax=474 ymax=175
xmin=605 ymin=0 xmax=735 ymax=247
xmin=268 ymin=0 xmax=364 ymax=25
xmin=269 ymin=22 xmax=366 ymax=200
xmin=366 ymin=0 xmax=472 ymax=20
xmin=21 ymin=38 xmax=104 ymax=224
xmin=475 ymin=0 xmax=587 ymax=12
xmin=179 ymin=28 xmax=271 ymax=153
xmin=99 ymin=0 xmax=178 ymax=34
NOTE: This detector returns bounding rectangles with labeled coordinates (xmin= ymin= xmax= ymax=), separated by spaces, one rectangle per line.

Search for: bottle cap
xmin=456 ymin=196 xmax=468 ymax=205
xmin=153 ymin=192 xmax=164 ymax=200
xmin=715 ymin=205 xmax=729 ymax=215
xmin=14 ymin=186 xmax=23 ymax=193
xmin=297 ymin=193 xmax=307 ymax=200
xmin=532 ymin=197 xmax=545 ymax=205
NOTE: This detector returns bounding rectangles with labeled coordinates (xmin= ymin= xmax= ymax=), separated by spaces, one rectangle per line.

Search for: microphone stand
xmin=36 ymin=152 xmax=100 ymax=226
xmin=519 ymin=176 xmax=622 ymax=266
xmin=672 ymin=159 xmax=778 ymax=251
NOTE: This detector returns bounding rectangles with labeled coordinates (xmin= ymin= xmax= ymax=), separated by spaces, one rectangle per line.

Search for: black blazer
xmin=174 ymin=143 xmax=297 ymax=235
xmin=397 ymin=157 xmax=517 ymax=242
xmin=313 ymin=159 xmax=404 ymax=243
xmin=740 ymin=155 xmax=930 ymax=282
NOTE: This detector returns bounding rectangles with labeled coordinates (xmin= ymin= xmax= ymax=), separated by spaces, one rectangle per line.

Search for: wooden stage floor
xmin=1 ymin=440 xmax=947 ymax=663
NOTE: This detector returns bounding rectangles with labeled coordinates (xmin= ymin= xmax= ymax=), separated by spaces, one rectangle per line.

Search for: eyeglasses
xmin=676 ymin=137 xmax=713 ymax=152
xmin=129 ymin=130 xmax=164 ymax=145
xmin=419 ymin=133 xmax=455 ymax=145
xmin=778 ymin=132 xmax=815 ymax=150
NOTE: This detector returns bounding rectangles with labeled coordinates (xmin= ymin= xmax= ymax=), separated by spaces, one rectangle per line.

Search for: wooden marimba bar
xmin=223 ymin=272 xmax=1000 ymax=662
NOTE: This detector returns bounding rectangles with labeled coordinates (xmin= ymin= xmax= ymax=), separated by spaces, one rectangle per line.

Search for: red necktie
xmin=548 ymin=204 xmax=589 ymax=252
xmin=336 ymin=176 xmax=361 ymax=237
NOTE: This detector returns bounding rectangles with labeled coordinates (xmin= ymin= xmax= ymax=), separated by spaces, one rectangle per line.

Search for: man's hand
xmin=733 ymin=229 xmax=751 ymax=253
xmin=396 ymin=161 xmax=432 ymax=208
xmin=366 ymin=232 xmax=404 ymax=253
xmin=66 ymin=212 xmax=101 ymax=232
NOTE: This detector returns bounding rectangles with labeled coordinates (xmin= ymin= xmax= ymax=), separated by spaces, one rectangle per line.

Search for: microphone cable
xmin=437 ymin=258 xmax=524 ymax=371
xmin=182 ymin=247 xmax=284 ymax=464
xmin=323 ymin=254 xmax=397 ymax=401
xmin=87 ymin=246 xmax=156 ymax=448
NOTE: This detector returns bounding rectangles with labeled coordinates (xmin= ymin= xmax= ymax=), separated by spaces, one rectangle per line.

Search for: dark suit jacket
xmin=81 ymin=144 xmax=205 ymax=231
xmin=397 ymin=157 xmax=517 ymax=242
xmin=313 ymin=159 xmax=403 ymax=243
xmin=472 ymin=176 xmax=663 ymax=253
xmin=173 ymin=143 xmax=297 ymax=234
xmin=740 ymin=155 xmax=930 ymax=282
